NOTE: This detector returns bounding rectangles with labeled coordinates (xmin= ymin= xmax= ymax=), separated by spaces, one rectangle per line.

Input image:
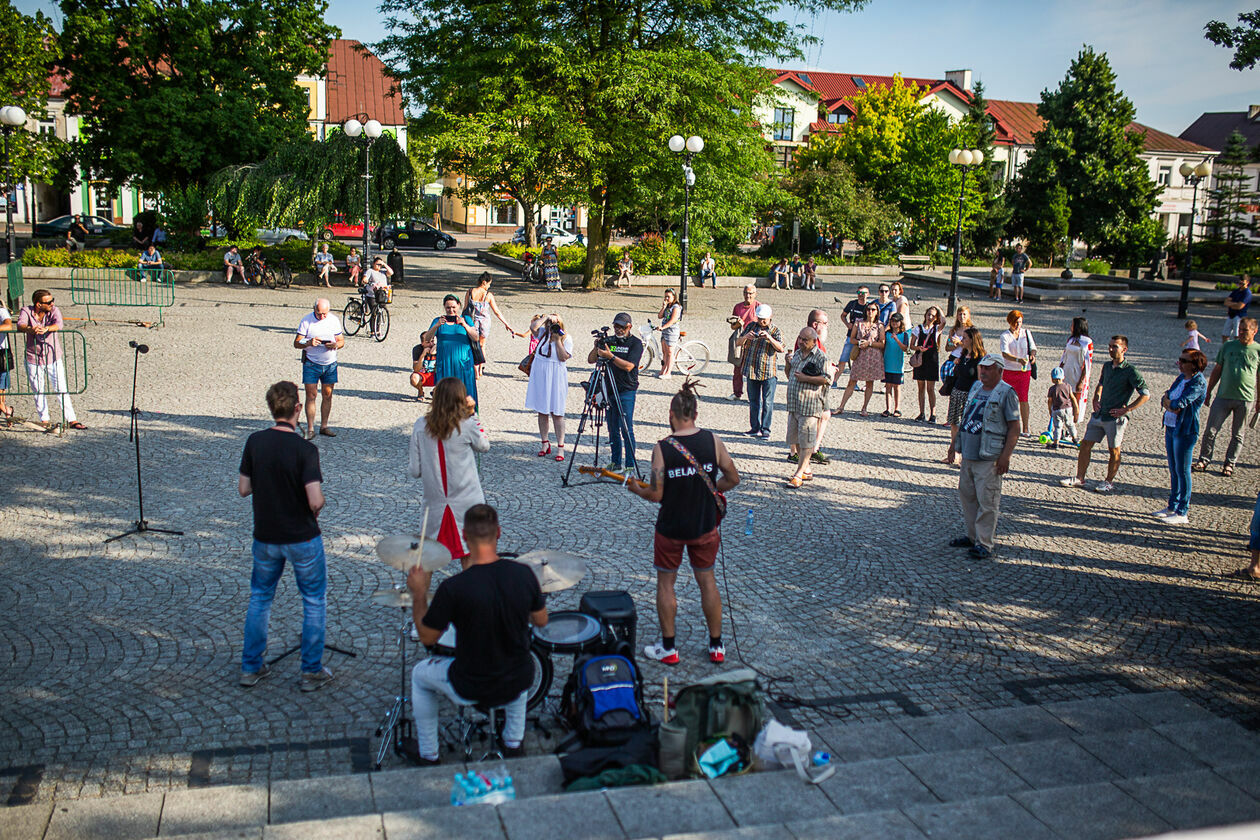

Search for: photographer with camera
xmin=525 ymin=313 xmax=573 ymax=460
xmin=585 ymin=312 xmax=644 ymax=474
xmin=785 ymin=327 xmax=832 ymax=487
xmin=423 ymin=294 xmax=480 ymax=411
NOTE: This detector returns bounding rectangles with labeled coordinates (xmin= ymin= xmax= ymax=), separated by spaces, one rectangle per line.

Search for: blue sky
xmin=20 ymin=0 xmax=1258 ymax=137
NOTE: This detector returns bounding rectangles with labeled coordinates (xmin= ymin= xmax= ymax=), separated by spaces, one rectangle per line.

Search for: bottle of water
xmin=812 ymin=750 xmax=831 ymax=767
xmin=744 ymin=509 xmax=754 ymax=536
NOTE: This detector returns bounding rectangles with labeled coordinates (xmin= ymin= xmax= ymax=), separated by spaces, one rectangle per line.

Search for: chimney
xmin=945 ymin=69 xmax=973 ymax=93
xmin=1249 ymin=104 xmax=1260 ymax=121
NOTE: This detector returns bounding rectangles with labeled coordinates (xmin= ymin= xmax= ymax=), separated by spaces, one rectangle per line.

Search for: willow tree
xmin=208 ymin=131 xmax=416 ymax=254
xmin=378 ymin=0 xmax=869 ymax=286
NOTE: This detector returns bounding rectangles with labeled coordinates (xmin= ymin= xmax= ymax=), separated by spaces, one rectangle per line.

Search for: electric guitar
xmin=577 ymin=465 xmax=648 ymax=489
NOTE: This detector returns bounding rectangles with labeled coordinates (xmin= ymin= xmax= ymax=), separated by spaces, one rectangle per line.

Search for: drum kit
xmin=368 ymin=534 xmax=613 ymax=769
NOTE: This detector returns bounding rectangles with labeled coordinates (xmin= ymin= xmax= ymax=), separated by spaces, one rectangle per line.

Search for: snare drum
xmin=427 ymin=625 xmax=458 ymax=658
xmin=532 ymin=610 xmax=604 ymax=656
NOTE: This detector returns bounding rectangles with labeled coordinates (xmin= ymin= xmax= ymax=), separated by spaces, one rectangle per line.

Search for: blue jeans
xmin=1250 ymin=492 xmax=1260 ymax=551
xmin=1165 ymin=428 xmax=1196 ymax=516
xmin=242 ymin=536 xmax=327 ymax=674
xmin=606 ymin=388 xmax=637 ymax=469
xmin=748 ymin=377 xmax=777 ymax=434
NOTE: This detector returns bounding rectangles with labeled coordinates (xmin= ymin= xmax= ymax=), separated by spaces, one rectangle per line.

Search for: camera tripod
xmin=562 ymin=354 xmax=643 ymax=487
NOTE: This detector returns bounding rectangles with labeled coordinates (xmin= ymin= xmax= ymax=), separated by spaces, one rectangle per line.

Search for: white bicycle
xmin=639 ymin=318 xmax=710 ymax=375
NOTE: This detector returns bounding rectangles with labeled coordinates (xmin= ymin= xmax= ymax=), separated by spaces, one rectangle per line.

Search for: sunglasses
xmin=1178 ymin=358 xmax=1193 ymax=363
xmin=865 ymin=306 xmax=879 ymax=312
xmin=38 ymin=298 xmax=54 ymax=305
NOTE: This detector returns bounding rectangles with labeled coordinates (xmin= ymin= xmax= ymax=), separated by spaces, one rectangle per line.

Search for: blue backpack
xmin=561 ymin=654 xmax=650 ymax=747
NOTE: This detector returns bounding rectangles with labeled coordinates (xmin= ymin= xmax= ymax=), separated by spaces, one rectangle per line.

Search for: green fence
xmin=70 ymin=267 xmax=175 ymax=324
xmin=2 ymin=328 xmax=89 ymax=426
xmin=6 ymin=259 xmax=20 ymax=312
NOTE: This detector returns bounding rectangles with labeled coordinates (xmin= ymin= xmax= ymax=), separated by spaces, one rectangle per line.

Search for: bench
xmin=898 ymin=255 xmax=933 ymax=272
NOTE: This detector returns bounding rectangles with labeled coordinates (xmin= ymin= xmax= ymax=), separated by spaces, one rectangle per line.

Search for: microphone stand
xmin=106 ymin=342 xmax=183 ymax=543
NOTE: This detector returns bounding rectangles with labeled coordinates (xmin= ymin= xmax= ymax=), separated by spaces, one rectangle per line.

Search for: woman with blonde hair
xmin=407 ymin=377 xmax=489 ymax=562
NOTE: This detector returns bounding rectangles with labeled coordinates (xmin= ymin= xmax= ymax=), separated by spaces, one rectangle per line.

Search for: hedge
xmin=23 ymin=239 xmax=350 ymax=271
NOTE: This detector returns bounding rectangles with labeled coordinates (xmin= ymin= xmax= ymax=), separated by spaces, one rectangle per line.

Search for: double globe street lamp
xmin=667 ymin=134 xmax=704 ymax=314
xmin=1 ymin=105 xmax=28 ymax=263
xmin=945 ymin=147 xmax=985 ymax=318
xmin=1176 ymin=159 xmax=1214 ymax=320
xmin=344 ymin=117 xmax=383 ymax=262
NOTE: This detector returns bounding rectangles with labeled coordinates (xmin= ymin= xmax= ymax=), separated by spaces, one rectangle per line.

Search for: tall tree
xmin=58 ymin=0 xmax=338 ymax=191
xmin=1205 ymin=9 xmax=1260 ymax=70
xmin=960 ymin=80 xmax=1010 ymax=255
xmin=1008 ymin=46 xmax=1160 ymax=262
xmin=377 ymin=0 xmax=867 ymax=285
xmin=1205 ymin=130 xmax=1257 ymax=244
xmin=0 ymin=1 xmax=64 ymax=185
xmin=784 ymin=154 xmax=899 ymax=250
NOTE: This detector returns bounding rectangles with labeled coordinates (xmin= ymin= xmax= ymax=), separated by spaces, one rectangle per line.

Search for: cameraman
xmin=586 ymin=312 xmax=643 ymax=474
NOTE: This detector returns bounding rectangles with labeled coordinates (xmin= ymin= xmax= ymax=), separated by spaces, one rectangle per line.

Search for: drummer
xmin=406 ymin=504 xmax=547 ymax=763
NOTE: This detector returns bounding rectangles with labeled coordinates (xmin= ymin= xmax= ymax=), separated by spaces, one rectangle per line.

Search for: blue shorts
xmin=884 ymin=372 xmax=904 ymax=385
xmin=839 ymin=339 xmax=853 ymax=363
xmin=0 ymin=369 xmax=8 ymax=390
xmin=303 ymin=359 xmax=338 ymax=385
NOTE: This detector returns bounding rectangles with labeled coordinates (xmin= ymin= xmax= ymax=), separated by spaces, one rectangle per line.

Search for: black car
xmin=32 ymin=214 xmax=124 ymax=240
xmin=374 ymin=218 xmax=456 ymax=251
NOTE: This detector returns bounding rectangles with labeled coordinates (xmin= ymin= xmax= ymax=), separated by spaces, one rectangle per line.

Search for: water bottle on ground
xmin=745 ymin=509 xmax=754 ymax=536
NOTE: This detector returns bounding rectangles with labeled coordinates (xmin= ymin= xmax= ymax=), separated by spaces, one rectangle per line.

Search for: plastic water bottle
xmin=745 ymin=509 xmax=754 ymax=536
xmin=811 ymin=751 xmax=831 ymax=767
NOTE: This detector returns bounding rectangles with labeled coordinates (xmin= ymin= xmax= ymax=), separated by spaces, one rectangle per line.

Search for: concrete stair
xmin=6 ymin=691 xmax=1260 ymax=840
xmin=902 ymin=270 xmax=1221 ymax=304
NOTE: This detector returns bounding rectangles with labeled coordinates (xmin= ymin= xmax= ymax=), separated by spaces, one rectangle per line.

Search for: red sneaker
xmin=708 ymin=644 xmax=725 ymax=664
xmin=644 ymin=642 xmax=679 ymax=665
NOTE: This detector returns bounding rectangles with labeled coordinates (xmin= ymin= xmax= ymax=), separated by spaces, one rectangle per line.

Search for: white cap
xmin=755 ymin=304 xmax=773 ymax=319
xmin=978 ymin=353 xmax=1004 ymax=367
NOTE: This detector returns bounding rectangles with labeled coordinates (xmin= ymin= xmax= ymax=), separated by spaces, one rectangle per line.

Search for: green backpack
xmin=668 ymin=669 xmax=765 ymax=776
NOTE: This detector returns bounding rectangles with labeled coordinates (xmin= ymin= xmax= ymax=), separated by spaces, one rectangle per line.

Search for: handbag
xmin=467 ymin=332 xmax=486 ymax=366
xmin=1026 ymin=330 xmax=1037 ymax=379
xmin=518 ymin=352 xmax=534 ymax=375
xmin=663 ymin=436 xmax=726 ymax=523
xmin=0 ymin=346 xmax=12 ymax=372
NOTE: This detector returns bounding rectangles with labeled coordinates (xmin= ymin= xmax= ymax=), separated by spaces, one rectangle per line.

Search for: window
xmin=774 ymin=145 xmax=794 ymax=170
xmin=37 ymin=121 xmax=55 ymax=136
xmin=773 ymin=107 xmax=795 ymax=142
xmin=826 ymin=112 xmax=848 ymax=125
xmin=1157 ymin=165 xmax=1171 ymax=187
xmin=494 ymin=203 xmax=518 ymax=225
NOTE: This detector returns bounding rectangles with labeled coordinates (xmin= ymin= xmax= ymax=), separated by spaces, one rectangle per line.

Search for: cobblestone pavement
xmin=2 ymin=245 xmax=1259 ymax=804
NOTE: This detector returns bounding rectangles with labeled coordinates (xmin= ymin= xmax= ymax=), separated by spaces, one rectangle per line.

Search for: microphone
xmin=129 ymin=341 xmax=149 ymax=354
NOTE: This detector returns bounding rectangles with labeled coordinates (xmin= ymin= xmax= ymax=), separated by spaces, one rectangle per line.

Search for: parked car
xmin=256 ymin=227 xmax=309 ymax=244
xmin=510 ymin=224 xmax=584 ymax=247
xmin=374 ymin=218 xmax=456 ymax=251
xmin=322 ymin=214 xmax=373 ymax=241
xmin=33 ymin=214 xmax=124 ymax=240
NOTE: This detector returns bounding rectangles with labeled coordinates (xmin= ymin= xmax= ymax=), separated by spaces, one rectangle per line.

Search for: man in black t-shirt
xmin=629 ymin=380 xmax=739 ymax=666
xmin=587 ymin=311 xmax=644 ymax=474
xmin=237 ymin=381 xmax=334 ymax=692
xmin=406 ymin=504 xmax=547 ymax=763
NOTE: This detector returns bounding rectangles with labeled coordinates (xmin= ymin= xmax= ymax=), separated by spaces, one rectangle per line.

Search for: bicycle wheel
xmin=638 ymin=343 xmax=656 ymax=372
xmin=278 ymin=262 xmax=293 ymax=288
xmin=261 ymin=267 xmax=276 ymax=289
xmin=675 ymin=341 xmax=710 ymax=375
xmin=372 ymin=306 xmax=390 ymax=342
xmin=343 ymin=299 xmax=364 ymax=335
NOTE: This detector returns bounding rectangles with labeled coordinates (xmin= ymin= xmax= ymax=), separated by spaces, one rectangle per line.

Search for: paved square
xmin=3 ymin=247 xmax=1260 ymax=803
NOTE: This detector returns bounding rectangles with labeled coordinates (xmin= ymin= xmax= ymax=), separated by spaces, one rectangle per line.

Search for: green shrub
xmin=24 ymin=238 xmax=346 ymax=272
xmin=22 ymin=246 xmax=137 ymax=269
xmin=1076 ymin=258 xmax=1111 ymax=275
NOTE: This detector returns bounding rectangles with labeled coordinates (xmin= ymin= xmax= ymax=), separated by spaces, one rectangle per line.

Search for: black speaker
xmin=580 ymin=590 xmax=636 ymax=657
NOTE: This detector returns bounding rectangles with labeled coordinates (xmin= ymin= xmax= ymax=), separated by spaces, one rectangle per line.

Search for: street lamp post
xmin=0 ymin=106 xmax=28 ymax=264
xmin=1176 ymin=159 xmax=1213 ymax=320
xmin=946 ymin=147 xmax=984 ymax=318
xmin=668 ymin=134 xmax=704 ymax=314
xmin=344 ymin=118 xmax=383 ymax=261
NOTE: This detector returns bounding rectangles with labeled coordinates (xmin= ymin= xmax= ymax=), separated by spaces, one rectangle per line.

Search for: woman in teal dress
xmin=422 ymin=294 xmax=479 ymax=408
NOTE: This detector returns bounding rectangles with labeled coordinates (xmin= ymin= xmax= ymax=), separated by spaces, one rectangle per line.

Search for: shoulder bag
xmin=466 ymin=329 xmax=486 ymax=366
xmin=1026 ymin=330 xmax=1038 ymax=379
xmin=908 ymin=328 xmax=925 ymax=368
xmin=663 ymin=436 xmax=726 ymax=524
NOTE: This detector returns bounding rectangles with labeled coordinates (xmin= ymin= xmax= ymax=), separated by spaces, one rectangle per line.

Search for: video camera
xmin=591 ymin=325 xmax=611 ymax=350
xmin=798 ymin=355 xmax=827 ymax=378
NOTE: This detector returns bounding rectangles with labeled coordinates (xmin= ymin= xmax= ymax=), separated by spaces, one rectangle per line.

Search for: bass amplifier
xmin=579 ymin=590 xmax=637 ymax=659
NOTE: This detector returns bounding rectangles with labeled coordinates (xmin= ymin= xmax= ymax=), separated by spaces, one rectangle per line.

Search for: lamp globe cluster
xmin=948 ymin=148 xmax=984 ymax=166
xmin=344 ymin=118 xmax=382 ymax=139
xmin=1179 ymin=160 xmax=1212 ymax=180
xmin=0 ymin=106 xmax=26 ymax=128
xmin=668 ymin=135 xmax=704 ymax=154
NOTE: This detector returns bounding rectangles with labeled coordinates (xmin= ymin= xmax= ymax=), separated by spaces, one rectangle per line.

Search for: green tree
xmin=784 ymin=154 xmax=899 ymax=250
xmin=959 ymin=80 xmax=1010 ymax=255
xmin=1008 ymin=46 xmax=1160 ymax=262
xmin=207 ymin=132 xmax=415 ymax=249
xmin=0 ymin=1 xmax=64 ymax=184
xmin=1205 ymin=130 xmax=1257 ymax=244
xmin=1008 ymin=175 xmax=1070 ymax=263
xmin=377 ymin=0 xmax=866 ymax=286
xmin=58 ymin=0 xmax=338 ymax=192
xmin=1206 ymin=9 xmax=1260 ymax=70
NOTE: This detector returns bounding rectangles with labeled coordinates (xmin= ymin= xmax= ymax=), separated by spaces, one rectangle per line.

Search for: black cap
xmin=613 ymin=312 xmax=632 ymax=326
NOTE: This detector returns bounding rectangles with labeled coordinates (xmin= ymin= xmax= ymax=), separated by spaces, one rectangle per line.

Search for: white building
xmin=1180 ymin=107 xmax=1260 ymax=244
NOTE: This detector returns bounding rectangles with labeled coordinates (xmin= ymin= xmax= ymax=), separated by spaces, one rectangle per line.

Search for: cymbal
xmin=376 ymin=534 xmax=453 ymax=572
xmin=371 ymin=587 xmax=413 ymax=608
xmin=513 ymin=550 xmax=587 ymax=593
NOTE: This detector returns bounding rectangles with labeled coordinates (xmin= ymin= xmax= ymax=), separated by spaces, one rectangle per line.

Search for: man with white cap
xmin=949 ymin=352 xmax=1020 ymax=559
xmin=736 ymin=303 xmax=784 ymax=438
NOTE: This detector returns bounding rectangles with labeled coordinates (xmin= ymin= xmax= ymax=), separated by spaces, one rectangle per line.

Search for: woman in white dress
xmin=407 ymin=377 xmax=490 ymax=562
xmin=1059 ymin=316 xmax=1093 ymax=426
xmin=525 ymin=312 xmax=573 ymax=461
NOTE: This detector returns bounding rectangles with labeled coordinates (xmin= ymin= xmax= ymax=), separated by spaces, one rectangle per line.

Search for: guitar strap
xmin=664 ymin=435 xmax=727 ymax=520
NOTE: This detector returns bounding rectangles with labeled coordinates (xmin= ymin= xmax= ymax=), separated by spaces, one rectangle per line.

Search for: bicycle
xmin=638 ymin=318 xmax=709 ymax=375
xmin=343 ymin=292 xmax=390 ymax=342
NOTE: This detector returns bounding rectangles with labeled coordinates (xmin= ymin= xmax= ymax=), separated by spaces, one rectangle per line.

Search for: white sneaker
xmin=1161 ymin=514 xmax=1189 ymax=525
xmin=643 ymin=642 xmax=679 ymax=665
xmin=1152 ymin=507 xmax=1172 ymax=518
xmin=1059 ymin=477 xmax=1084 ymax=487
xmin=728 ymin=393 xmax=740 ymax=401
xmin=409 ymin=623 xmax=420 ymax=642
xmin=1094 ymin=481 xmax=1115 ymax=493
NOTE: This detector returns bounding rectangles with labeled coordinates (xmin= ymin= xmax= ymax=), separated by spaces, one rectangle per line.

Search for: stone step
xmin=902 ymin=270 xmax=1220 ymax=304
xmin=8 ymin=692 xmax=1260 ymax=840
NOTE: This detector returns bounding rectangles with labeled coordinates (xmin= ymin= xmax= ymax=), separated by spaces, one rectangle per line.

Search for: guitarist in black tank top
xmin=628 ymin=380 xmax=740 ymax=665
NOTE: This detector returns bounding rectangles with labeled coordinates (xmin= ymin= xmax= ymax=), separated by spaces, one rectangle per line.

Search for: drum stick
xmin=663 ymin=677 xmax=669 ymax=722
xmin=416 ymin=506 xmax=428 ymax=572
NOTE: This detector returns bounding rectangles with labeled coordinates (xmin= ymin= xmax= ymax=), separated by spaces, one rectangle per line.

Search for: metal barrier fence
xmin=2 ymin=328 xmax=89 ymax=426
xmin=6 ymin=259 xmax=21 ymax=311
xmin=70 ymin=267 xmax=175 ymax=324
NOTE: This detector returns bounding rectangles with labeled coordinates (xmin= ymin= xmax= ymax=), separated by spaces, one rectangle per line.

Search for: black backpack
xmin=560 ymin=654 xmax=651 ymax=747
